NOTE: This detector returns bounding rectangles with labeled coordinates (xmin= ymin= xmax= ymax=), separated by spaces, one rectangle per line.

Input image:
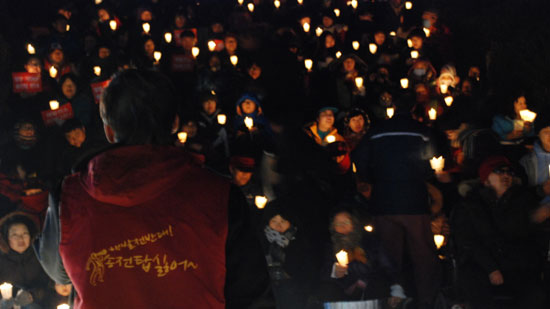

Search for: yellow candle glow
xmin=0 ymin=282 xmax=12 ymax=300
xmin=49 ymin=100 xmax=59 ymax=110
xmin=410 ymin=50 xmax=419 ymax=59
xmin=230 ymin=55 xmax=239 ymax=66
xmin=177 ymin=132 xmax=188 ymax=143
xmin=326 ymin=135 xmax=336 ymax=143
xmin=142 ymin=22 xmax=150 ymax=34
xmin=335 ymin=51 xmax=342 ymax=58
xmin=274 ymin=0 xmax=281 ymax=9
xmin=336 ymin=250 xmax=348 ymax=266
xmin=57 ymin=304 xmax=70 ymax=309
xmin=302 ymin=22 xmax=310 ymax=33
xmin=109 ymin=20 xmax=117 ymax=31
xmin=27 ymin=44 xmax=36 ymax=55
xmin=369 ymin=43 xmax=377 ymax=54
xmin=164 ymin=32 xmax=173 ymax=43
xmin=192 ymin=47 xmax=200 ymax=58
xmin=49 ymin=66 xmax=57 ymax=78
xmin=66 ymin=24 xmax=70 ymax=32
xmin=407 ymin=39 xmax=413 ymax=48
xmin=386 ymin=107 xmax=395 ymax=118
xmin=352 ymin=162 xmax=357 ymax=173
xmin=350 ymin=0 xmax=358 ymax=9
xmin=405 ymin=1 xmax=413 ymax=10
xmin=297 ymin=0 xmax=303 ymax=5
xmin=304 ymin=59 xmax=313 ymax=71
xmin=352 ymin=41 xmax=360 ymax=51
xmin=93 ymin=66 xmax=101 ymax=76
xmin=389 ymin=31 xmax=397 ymax=37
xmin=400 ymin=78 xmax=409 ymax=89
xmin=154 ymin=51 xmax=162 ymax=62
xmin=428 ymin=108 xmax=437 ymax=120
xmin=519 ymin=109 xmax=537 ymax=122
xmin=439 ymin=83 xmax=448 ymax=94
xmin=434 ymin=234 xmax=445 ymax=249
xmin=208 ymin=40 xmax=216 ymax=52
xmin=244 ymin=117 xmax=254 ymax=130
xmin=238 ymin=0 xmax=244 ymax=5
xmin=255 ymin=196 xmax=268 ymax=209
xmin=334 ymin=8 xmax=340 ymax=17
xmin=354 ymin=77 xmax=363 ymax=88
xmin=217 ymin=114 xmax=227 ymax=125
xmin=247 ymin=3 xmax=254 ymax=12
xmin=430 ymin=156 xmax=445 ymax=173
xmin=364 ymin=225 xmax=373 ymax=232
xmin=444 ymin=96 xmax=454 ymax=107
xmin=95 ymin=0 xmax=103 ymax=4
xmin=423 ymin=27 xmax=431 ymax=37
xmin=315 ymin=27 xmax=323 ymax=37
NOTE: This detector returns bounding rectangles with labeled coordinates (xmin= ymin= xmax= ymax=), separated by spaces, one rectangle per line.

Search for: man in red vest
xmin=34 ymin=69 xmax=269 ymax=308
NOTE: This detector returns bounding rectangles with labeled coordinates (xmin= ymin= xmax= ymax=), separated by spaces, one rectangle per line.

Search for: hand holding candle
xmin=244 ymin=117 xmax=254 ymax=130
xmin=49 ymin=66 xmax=58 ymax=78
xmin=208 ymin=40 xmax=216 ymax=52
xmin=192 ymin=47 xmax=200 ymax=58
xmin=49 ymin=100 xmax=59 ymax=111
xmin=177 ymin=132 xmax=188 ymax=143
xmin=326 ymin=135 xmax=336 ymax=143
xmin=302 ymin=22 xmax=310 ymax=33
xmin=304 ymin=59 xmax=313 ymax=72
xmin=57 ymin=304 xmax=70 ymax=309
xmin=434 ymin=234 xmax=445 ymax=249
xmin=333 ymin=9 xmax=340 ymax=17
xmin=444 ymin=96 xmax=453 ymax=106
xmin=430 ymin=156 xmax=445 ymax=173
xmin=142 ymin=22 xmax=150 ymax=34
xmin=410 ymin=50 xmax=419 ymax=59
xmin=109 ymin=20 xmax=117 ymax=31
xmin=354 ymin=77 xmax=364 ymax=89
xmin=0 ymin=282 xmax=12 ymax=299
xmin=93 ymin=66 xmax=101 ymax=76
xmin=386 ymin=107 xmax=395 ymax=118
xmin=154 ymin=51 xmax=162 ymax=62
xmin=27 ymin=44 xmax=36 ymax=55
xmin=335 ymin=250 xmax=348 ymax=266
xmin=247 ymin=3 xmax=255 ymax=12
xmin=255 ymin=196 xmax=267 ymax=209
xmin=519 ymin=109 xmax=537 ymax=122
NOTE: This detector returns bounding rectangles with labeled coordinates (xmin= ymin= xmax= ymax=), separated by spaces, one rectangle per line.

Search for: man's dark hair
xmin=101 ymin=69 xmax=178 ymax=145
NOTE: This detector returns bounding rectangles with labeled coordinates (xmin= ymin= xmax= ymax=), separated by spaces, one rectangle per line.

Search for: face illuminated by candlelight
xmin=230 ymin=167 xmax=253 ymax=187
xmin=65 ymin=128 xmax=86 ymax=148
xmin=61 ymin=78 xmax=77 ymax=99
xmin=248 ymin=64 xmax=262 ymax=80
xmin=343 ymin=58 xmax=356 ymax=73
xmin=317 ymin=110 xmax=335 ymax=132
xmin=349 ymin=115 xmax=365 ymax=133
xmin=513 ymin=96 xmax=527 ymax=118
xmin=241 ymin=99 xmax=256 ymax=114
xmin=202 ymin=99 xmax=217 ymax=116
xmin=8 ymin=223 xmax=31 ymax=254
xmin=333 ymin=212 xmax=353 ymax=235
xmin=25 ymin=58 xmax=42 ymax=74
xmin=269 ymin=215 xmax=290 ymax=233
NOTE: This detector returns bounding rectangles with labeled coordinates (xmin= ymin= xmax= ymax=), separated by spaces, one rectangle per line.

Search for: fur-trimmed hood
xmin=0 ymin=211 xmax=40 ymax=254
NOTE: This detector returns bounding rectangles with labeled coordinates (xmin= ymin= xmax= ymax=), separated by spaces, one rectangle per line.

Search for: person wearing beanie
xmin=453 ymin=155 xmax=547 ymax=308
xmin=342 ymin=108 xmax=370 ymax=151
xmin=519 ymin=112 xmax=550 ymax=199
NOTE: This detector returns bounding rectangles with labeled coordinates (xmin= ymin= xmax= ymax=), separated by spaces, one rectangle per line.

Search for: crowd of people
xmin=0 ymin=0 xmax=549 ymax=308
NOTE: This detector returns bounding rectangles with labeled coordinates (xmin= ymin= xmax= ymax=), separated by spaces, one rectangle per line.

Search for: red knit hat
xmin=478 ymin=156 xmax=511 ymax=182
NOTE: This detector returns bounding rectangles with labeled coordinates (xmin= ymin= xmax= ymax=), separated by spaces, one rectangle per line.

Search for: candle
xmin=238 ymin=0 xmax=244 ymax=5
xmin=386 ymin=107 xmax=395 ymax=118
xmin=428 ymin=107 xmax=437 ymax=120
xmin=255 ymin=196 xmax=268 ymax=209
xmin=142 ymin=22 xmax=150 ymax=34
xmin=423 ymin=27 xmax=431 ymax=37
xmin=335 ymin=250 xmax=348 ymax=266
xmin=57 ymin=304 xmax=70 ymax=309
xmin=217 ymin=114 xmax=227 ymax=125
xmin=407 ymin=39 xmax=413 ymax=48
xmin=192 ymin=47 xmax=200 ymax=58
xmin=297 ymin=0 xmax=303 ymax=5
xmin=434 ymin=234 xmax=445 ymax=249
xmin=352 ymin=41 xmax=360 ymax=51
xmin=352 ymin=162 xmax=357 ymax=173
xmin=109 ymin=20 xmax=117 ymax=31
xmin=95 ymin=0 xmax=103 ymax=5
xmin=49 ymin=100 xmax=59 ymax=110
xmin=27 ymin=44 xmax=36 ymax=55
xmin=405 ymin=1 xmax=413 ymax=10
xmin=389 ymin=31 xmax=397 ymax=37
xmin=164 ymin=32 xmax=172 ymax=43
xmin=350 ymin=0 xmax=358 ymax=9
xmin=230 ymin=55 xmax=239 ymax=66
xmin=247 ymin=3 xmax=254 ymax=12
xmin=208 ymin=40 xmax=216 ymax=52
xmin=430 ymin=156 xmax=445 ymax=173
xmin=93 ymin=66 xmax=101 ymax=76
xmin=304 ymin=59 xmax=313 ymax=71
xmin=444 ymin=96 xmax=453 ymax=107
xmin=315 ymin=27 xmax=323 ymax=37
xmin=519 ymin=109 xmax=537 ymax=122
xmin=364 ymin=225 xmax=373 ymax=232
xmin=66 ymin=24 xmax=70 ymax=32
xmin=333 ymin=8 xmax=340 ymax=17
xmin=354 ymin=77 xmax=363 ymax=88
xmin=177 ymin=132 xmax=188 ymax=143
xmin=0 ymin=282 xmax=12 ymax=300
xmin=410 ymin=50 xmax=419 ymax=59
xmin=244 ymin=117 xmax=254 ymax=130
xmin=326 ymin=135 xmax=336 ymax=143
xmin=274 ymin=0 xmax=281 ymax=9
xmin=439 ymin=83 xmax=448 ymax=94
xmin=369 ymin=43 xmax=377 ymax=54
xmin=400 ymin=78 xmax=409 ymax=89
xmin=302 ymin=22 xmax=310 ymax=33
xmin=153 ymin=51 xmax=162 ymax=62
xmin=335 ymin=51 xmax=342 ymax=59
xmin=49 ymin=66 xmax=57 ymax=78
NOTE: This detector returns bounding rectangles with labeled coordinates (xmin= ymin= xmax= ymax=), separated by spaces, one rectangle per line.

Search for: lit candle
xmin=57 ymin=304 xmax=70 ymax=309
xmin=335 ymin=51 xmax=342 ymax=58
xmin=519 ymin=109 xmax=537 ymax=122
xmin=49 ymin=66 xmax=57 ymax=78
xmin=405 ymin=1 xmax=413 ymax=10
xmin=302 ymin=22 xmax=310 ymax=33
xmin=335 ymin=250 xmax=348 ymax=266
xmin=244 ymin=117 xmax=254 ymax=130
xmin=49 ymin=100 xmax=59 ymax=110
xmin=389 ymin=31 xmax=397 ymax=37
xmin=333 ymin=8 xmax=340 ymax=17
xmin=27 ymin=44 xmax=36 ymax=55
xmin=430 ymin=156 xmax=445 ymax=173
xmin=434 ymin=234 xmax=445 ymax=249
xmin=297 ymin=0 xmax=303 ymax=5
xmin=238 ymin=0 xmax=244 ymax=5
xmin=352 ymin=41 xmax=360 ymax=51
xmin=142 ymin=22 xmax=150 ymax=34
xmin=66 ymin=24 xmax=70 ymax=32
xmin=192 ymin=47 xmax=200 ymax=58
xmin=217 ymin=114 xmax=227 ymax=125
xmin=354 ymin=76 xmax=363 ymax=88
xmin=410 ymin=50 xmax=419 ymax=59
xmin=350 ymin=0 xmax=358 ymax=9
xmin=386 ymin=107 xmax=394 ymax=118
xmin=255 ymin=196 xmax=268 ymax=209
xmin=428 ymin=107 xmax=437 ymax=120
xmin=95 ymin=0 xmax=103 ymax=4
xmin=164 ymin=32 xmax=172 ymax=43
xmin=230 ymin=55 xmax=239 ymax=66
xmin=439 ymin=83 xmax=448 ymax=94
xmin=315 ymin=27 xmax=323 ymax=37
xmin=153 ymin=51 xmax=162 ymax=62
xmin=274 ymin=0 xmax=281 ymax=9
xmin=93 ymin=66 xmax=101 ymax=76
xmin=400 ymin=78 xmax=409 ymax=89
xmin=247 ymin=3 xmax=254 ymax=12
xmin=364 ymin=225 xmax=373 ymax=232
xmin=423 ymin=27 xmax=431 ymax=37
xmin=208 ymin=40 xmax=216 ymax=52
xmin=352 ymin=162 xmax=357 ymax=173
xmin=369 ymin=43 xmax=377 ymax=54
xmin=177 ymin=132 xmax=188 ymax=143
xmin=109 ymin=20 xmax=117 ymax=31
xmin=304 ymin=59 xmax=313 ymax=71
xmin=326 ymin=135 xmax=336 ymax=143
xmin=444 ymin=96 xmax=454 ymax=107
xmin=0 ymin=282 xmax=12 ymax=300
xmin=407 ymin=39 xmax=413 ymax=48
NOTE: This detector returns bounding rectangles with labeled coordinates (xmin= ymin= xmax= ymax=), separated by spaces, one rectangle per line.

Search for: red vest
xmin=58 ymin=146 xmax=229 ymax=309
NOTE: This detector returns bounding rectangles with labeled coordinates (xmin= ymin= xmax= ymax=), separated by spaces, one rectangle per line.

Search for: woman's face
xmin=343 ymin=58 xmax=355 ymax=72
xmin=8 ymin=223 xmax=31 ymax=254
xmin=62 ymin=78 xmax=77 ymax=99
xmin=333 ymin=212 xmax=353 ymax=235
xmin=174 ymin=15 xmax=186 ymax=28
xmin=98 ymin=47 xmax=111 ymax=59
xmin=248 ymin=64 xmax=262 ymax=80
xmin=224 ymin=37 xmax=238 ymax=53
xmin=50 ymin=49 xmax=64 ymax=64
xmin=411 ymin=36 xmax=423 ymax=50
xmin=241 ymin=99 xmax=256 ymax=114
xmin=374 ymin=32 xmax=386 ymax=45
xmin=514 ymin=96 xmax=527 ymax=116
xmin=325 ymin=35 xmax=335 ymax=49
xmin=25 ymin=58 xmax=42 ymax=74
xmin=98 ymin=9 xmax=110 ymax=22
xmin=269 ymin=215 xmax=290 ymax=233
xmin=144 ymin=39 xmax=155 ymax=56
xmin=322 ymin=16 xmax=334 ymax=28
xmin=349 ymin=115 xmax=365 ymax=133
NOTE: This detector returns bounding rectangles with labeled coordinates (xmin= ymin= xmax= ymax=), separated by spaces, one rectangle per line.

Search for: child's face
xmin=202 ymin=100 xmax=217 ymax=115
xmin=269 ymin=215 xmax=290 ymax=233
xmin=65 ymin=128 xmax=86 ymax=148
xmin=241 ymin=99 xmax=256 ymax=114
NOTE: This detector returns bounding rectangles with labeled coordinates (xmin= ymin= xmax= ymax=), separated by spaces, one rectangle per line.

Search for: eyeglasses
xmin=493 ymin=166 xmax=514 ymax=176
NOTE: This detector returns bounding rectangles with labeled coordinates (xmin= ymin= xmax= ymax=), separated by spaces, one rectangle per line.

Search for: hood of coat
xmin=0 ymin=211 xmax=39 ymax=254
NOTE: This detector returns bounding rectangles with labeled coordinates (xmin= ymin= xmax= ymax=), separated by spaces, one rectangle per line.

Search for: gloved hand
xmin=14 ymin=289 xmax=33 ymax=306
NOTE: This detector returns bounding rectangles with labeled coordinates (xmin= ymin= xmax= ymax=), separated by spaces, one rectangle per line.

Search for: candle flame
xmin=364 ymin=225 xmax=373 ymax=232
xmin=177 ymin=132 xmax=188 ymax=143
xmin=154 ymin=51 xmax=162 ymax=62
xmin=326 ymin=135 xmax=336 ymax=143
xmin=333 ymin=8 xmax=340 ymax=17
xmin=49 ymin=66 xmax=57 ymax=78
xmin=274 ymin=0 xmax=281 ymax=9
xmin=109 ymin=20 xmax=117 ymax=31
xmin=428 ymin=108 xmax=437 ymax=120
xmin=410 ymin=50 xmax=419 ymax=59
xmin=386 ymin=107 xmax=395 ymax=118
xmin=336 ymin=250 xmax=348 ymax=266
xmin=407 ymin=39 xmax=413 ymax=48
xmin=27 ymin=44 xmax=36 ymax=55
xmin=244 ymin=117 xmax=254 ymax=129
xmin=303 ymin=22 xmax=310 ymax=33
xmin=93 ymin=66 xmax=101 ymax=76
xmin=400 ymin=78 xmax=409 ymax=89
xmin=304 ymin=59 xmax=313 ymax=71
xmin=405 ymin=1 xmax=413 ymax=10
xmin=335 ymin=51 xmax=342 ymax=58
xmin=430 ymin=156 xmax=445 ymax=172
xmin=57 ymin=305 xmax=70 ymax=309
xmin=142 ymin=23 xmax=150 ymax=33
xmin=439 ymin=83 xmax=448 ymax=94
xmin=352 ymin=41 xmax=360 ymax=51
xmin=164 ymin=32 xmax=172 ymax=43
xmin=369 ymin=43 xmax=377 ymax=54
xmin=49 ymin=100 xmax=59 ymax=110
xmin=354 ymin=77 xmax=363 ymax=88
xmin=316 ymin=27 xmax=323 ymax=37
xmin=192 ymin=47 xmax=200 ymax=58
xmin=444 ymin=96 xmax=454 ymax=107
xmin=390 ymin=31 xmax=397 ymax=37
xmin=350 ymin=0 xmax=358 ymax=9
xmin=423 ymin=27 xmax=431 ymax=37
xmin=217 ymin=114 xmax=227 ymax=125
xmin=208 ymin=40 xmax=216 ymax=52
xmin=434 ymin=234 xmax=445 ymax=249
xmin=519 ymin=109 xmax=537 ymax=122
xmin=255 ymin=196 xmax=268 ymax=209
xmin=230 ymin=55 xmax=239 ymax=66
xmin=247 ymin=3 xmax=255 ymax=12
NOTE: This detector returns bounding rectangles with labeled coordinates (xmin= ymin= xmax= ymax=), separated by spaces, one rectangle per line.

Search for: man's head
xmin=479 ymin=156 xmax=514 ymax=196
xmin=62 ymin=118 xmax=86 ymax=148
xmin=229 ymin=156 xmax=255 ymax=186
xmin=317 ymin=107 xmax=337 ymax=132
xmin=100 ymin=69 xmax=178 ymax=145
